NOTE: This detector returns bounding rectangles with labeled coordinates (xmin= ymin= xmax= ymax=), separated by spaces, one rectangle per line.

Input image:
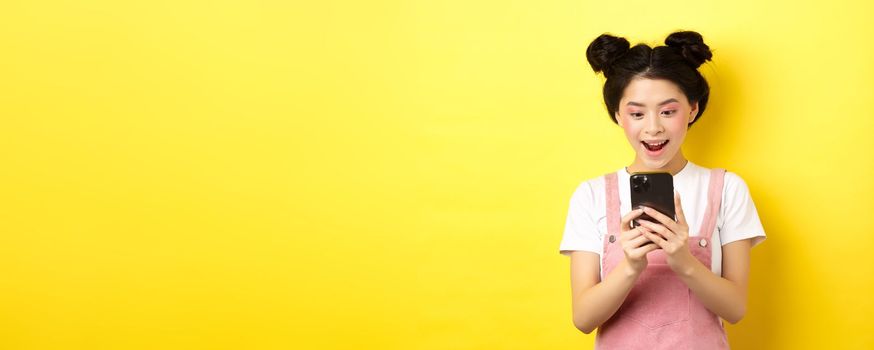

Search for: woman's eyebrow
xmin=625 ymin=98 xmax=679 ymax=107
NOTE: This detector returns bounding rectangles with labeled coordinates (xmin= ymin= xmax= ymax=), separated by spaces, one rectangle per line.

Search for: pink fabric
xmin=596 ymin=168 xmax=730 ymax=349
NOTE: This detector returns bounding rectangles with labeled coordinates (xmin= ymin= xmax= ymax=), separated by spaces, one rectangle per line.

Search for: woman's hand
xmin=635 ymin=190 xmax=698 ymax=275
xmin=619 ymin=207 xmax=661 ymax=275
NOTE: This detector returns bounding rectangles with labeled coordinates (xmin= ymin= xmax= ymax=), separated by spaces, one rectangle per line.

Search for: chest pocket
xmin=617 ymin=263 xmax=692 ymax=329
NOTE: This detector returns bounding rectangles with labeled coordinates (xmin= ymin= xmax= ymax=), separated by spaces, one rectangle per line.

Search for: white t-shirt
xmin=558 ymin=161 xmax=766 ymax=277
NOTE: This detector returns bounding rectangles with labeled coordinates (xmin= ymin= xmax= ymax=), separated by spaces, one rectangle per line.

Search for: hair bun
xmin=664 ymin=31 xmax=712 ymax=68
xmin=586 ymin=34 xmax=631 ymax=76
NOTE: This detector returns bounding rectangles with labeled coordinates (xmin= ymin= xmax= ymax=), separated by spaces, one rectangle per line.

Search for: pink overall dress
xmin=595 ymin=168 xmax=730 ymax=349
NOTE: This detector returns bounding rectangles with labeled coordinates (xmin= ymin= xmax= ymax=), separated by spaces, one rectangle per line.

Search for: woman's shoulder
xmin=568 ymin=169 xmax=617 ymax=203
xmin=689 ymin=162 xmax=749 ymax=186
xmin=722 ymin=170 xmax=755 ymax=202
xmin=692 ymin=163 xmax=754 ymax=199
xmin=710 ymin=166 xmax=751 ymax=191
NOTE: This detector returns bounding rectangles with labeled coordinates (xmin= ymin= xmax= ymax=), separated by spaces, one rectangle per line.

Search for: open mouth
xmin=641 ymin=140 xmax=669 ymax=152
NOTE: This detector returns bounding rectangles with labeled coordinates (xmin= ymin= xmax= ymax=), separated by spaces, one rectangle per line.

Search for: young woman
xmin=558 ymin=31 xmax=767 ymax=349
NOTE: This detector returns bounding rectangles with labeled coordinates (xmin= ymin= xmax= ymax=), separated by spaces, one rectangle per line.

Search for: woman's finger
xmin=620 ymin=226 xmax=641 ymax=240
xmin=620 ymin=208 xmax=645 ymax=230
xmin=627 ymin=232 xmax=654 ymax=248
xmin=636 ymin=219 xmax=677 ymax=241
xmin=631 ymin=239 xmax=661 ymax=256
xmin=640 ymin=206 xmax=679 ymax=232
xmin=641 ymin=229 xmax=668 ymax=248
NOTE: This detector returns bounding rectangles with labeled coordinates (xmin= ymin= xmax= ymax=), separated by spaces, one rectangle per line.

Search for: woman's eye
xmin=630 ymin=113 xmax=643 ymax=118
xmin=661 ymin=110 xmax=676 ymax=116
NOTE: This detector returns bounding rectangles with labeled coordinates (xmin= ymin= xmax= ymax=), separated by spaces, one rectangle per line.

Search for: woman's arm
xmin=569 ymin=251 xmax=641 ymax=334
xmin=674 ymin=238 xmax=752 ymax=324
xmin=568 ymin=208 xmax=658 ymax=333
xmin=636 ymin=192 xmax=755 ymax=324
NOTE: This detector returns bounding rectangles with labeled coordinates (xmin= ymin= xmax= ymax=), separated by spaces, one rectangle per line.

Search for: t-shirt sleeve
xmin=559 ymin=181 xmax=602 ymax=257
xmin=720 ymin=172 xmax=766 ymax=248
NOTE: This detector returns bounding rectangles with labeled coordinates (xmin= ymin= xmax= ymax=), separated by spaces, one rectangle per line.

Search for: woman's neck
xmin=626 ymin=152 xmax=689 ymax=176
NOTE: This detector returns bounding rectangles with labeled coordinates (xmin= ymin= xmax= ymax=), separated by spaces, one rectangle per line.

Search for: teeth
xmin=645 ymin=141 xmax=667 ymax=146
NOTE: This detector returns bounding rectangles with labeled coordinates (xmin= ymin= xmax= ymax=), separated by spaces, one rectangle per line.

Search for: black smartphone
xmin=629 ymin=172 xmax=676 ymax=228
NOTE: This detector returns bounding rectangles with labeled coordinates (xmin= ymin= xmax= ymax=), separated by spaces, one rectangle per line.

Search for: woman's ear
xmin=688 ymin=102 xmax=699 ymax=124
xmin=615 ymin=112 xmax=623 ymax=127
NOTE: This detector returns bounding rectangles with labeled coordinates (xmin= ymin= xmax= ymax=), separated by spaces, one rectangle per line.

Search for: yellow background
xmin=0 ymin=0 xmax=872 ymax=349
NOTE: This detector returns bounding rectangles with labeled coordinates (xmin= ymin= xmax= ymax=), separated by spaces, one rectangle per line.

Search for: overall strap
xmin=604 ymin=172 xmax=621 ymax=235
xmin=699 ymin=168 xmax=726 ymax=240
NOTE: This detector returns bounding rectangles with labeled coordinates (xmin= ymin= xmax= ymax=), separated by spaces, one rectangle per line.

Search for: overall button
xmin=609 ymin=235 xmax=616 ymax=243
xmin=699 ymin=238 xmax=708 ymax=247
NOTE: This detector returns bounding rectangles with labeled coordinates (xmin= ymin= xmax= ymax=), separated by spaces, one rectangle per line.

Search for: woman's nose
xmin=644 ymin=117 xmax=664 ymax=135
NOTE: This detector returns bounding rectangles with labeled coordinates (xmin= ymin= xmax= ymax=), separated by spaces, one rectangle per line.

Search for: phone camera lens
xmin=631 ymin=175 xmax=650 ymax=192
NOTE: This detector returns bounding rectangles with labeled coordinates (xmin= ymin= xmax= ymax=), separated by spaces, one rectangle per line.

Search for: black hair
xmin=585 ymin=30 xmax=713 ymax=127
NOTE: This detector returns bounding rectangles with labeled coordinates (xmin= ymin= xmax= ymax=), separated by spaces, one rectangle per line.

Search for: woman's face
xmin=615 ymin=78 xmax=698 ymax=171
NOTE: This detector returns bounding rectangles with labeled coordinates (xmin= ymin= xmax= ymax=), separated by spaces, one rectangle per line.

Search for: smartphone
xmin=629 ymin=172 xmax=676 ymax=228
